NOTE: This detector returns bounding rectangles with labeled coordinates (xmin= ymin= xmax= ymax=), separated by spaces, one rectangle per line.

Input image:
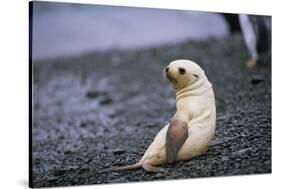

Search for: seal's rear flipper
xmin=142 ymin=160 xmax=161 ymax=172
xmin=97 ymin=161 xmax=142 ymax=173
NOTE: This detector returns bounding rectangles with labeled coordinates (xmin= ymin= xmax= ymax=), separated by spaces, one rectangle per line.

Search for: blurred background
xmin=32 ymin=1 xmax=232 ymax=60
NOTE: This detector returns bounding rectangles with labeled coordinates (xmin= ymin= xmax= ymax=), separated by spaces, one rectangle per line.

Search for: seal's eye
xmin=178 ymin=67 xmax=186 ymax=75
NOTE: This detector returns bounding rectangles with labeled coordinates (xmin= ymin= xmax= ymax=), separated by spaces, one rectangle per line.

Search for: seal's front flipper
xmin=166 ymin=119 xmax=188 ymax=163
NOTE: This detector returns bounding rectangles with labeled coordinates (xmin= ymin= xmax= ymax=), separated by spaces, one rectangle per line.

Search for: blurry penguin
xmin=238 ymin=14 xmax=271 ymax=68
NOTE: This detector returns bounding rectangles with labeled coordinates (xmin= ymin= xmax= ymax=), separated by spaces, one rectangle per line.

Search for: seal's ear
xmin=166 ymin=119 xmax=188 ymax=163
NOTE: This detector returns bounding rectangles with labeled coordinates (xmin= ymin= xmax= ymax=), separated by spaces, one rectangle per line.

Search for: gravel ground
xmin=31 ymin=34 xmax=271 ymax=188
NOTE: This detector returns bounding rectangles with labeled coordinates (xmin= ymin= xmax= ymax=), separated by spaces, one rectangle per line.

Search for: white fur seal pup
xmin=100 ymin=59 xmax=216 ymax=172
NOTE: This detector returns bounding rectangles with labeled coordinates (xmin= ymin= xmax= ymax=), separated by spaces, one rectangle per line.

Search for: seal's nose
xmin=165 ymin=67 xmax=169 ymax=73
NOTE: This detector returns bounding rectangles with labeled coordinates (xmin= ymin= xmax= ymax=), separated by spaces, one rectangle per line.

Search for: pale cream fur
xmin=101 ymin=59 xmax=216 ymax=172
xmin=139 ymin=59 xmax=216 ymax=166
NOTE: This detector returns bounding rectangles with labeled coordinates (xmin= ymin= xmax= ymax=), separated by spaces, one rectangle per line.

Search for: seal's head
xmin=165 ymin=59 xmax=206 ymax=90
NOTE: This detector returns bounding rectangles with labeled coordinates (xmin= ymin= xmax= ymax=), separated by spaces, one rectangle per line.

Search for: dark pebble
xmin=53 ymin=169 xmax=68 ymax=176
xmin=80 ymin=122 xmax=86 ymax=127
xmin=47 ymin=177 xmax=59 ymax=182
xmin=250 ymin=74 xmax=264 ymax=84
xmin=64 ymin=150 xmax=72 ymax=154
xmin=86 ymin=91 xmax=108 ymax=98
xmin=99 ymin=97 xmax=113 ymax=105
xmin=86 ymin=91 xmax=99 ymax=98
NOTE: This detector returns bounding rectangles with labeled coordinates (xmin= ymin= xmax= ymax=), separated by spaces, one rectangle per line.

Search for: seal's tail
xmin=97 ymin=161 xmax=142 ymax=173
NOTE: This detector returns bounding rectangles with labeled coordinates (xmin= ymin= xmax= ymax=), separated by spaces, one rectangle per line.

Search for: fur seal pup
xmin=100 ymin=59 xmax=216 ymax=173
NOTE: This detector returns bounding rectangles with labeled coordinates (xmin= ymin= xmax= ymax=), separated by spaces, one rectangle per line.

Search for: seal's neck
xmin=175 ymin=78 xmax=212 ymax=103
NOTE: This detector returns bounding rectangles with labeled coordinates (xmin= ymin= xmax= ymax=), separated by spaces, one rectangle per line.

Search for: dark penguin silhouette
xmin=221 ymin=13 xmax=241 ymax=33
xmin=238 ymin=14 xmax=271 ymax=68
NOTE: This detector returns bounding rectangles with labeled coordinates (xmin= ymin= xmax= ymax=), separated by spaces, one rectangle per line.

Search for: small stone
xmin=250 ymin=74 xmax=264 ymax=84
xmin=112 ymin=148 xmax=126 ymax=155
xmin=34 ymin=159 xmax=40 ymax=165
xmin=86 ymin=91 xmax=99 ymax=98
xmin=142 ymin=123 xmax=156 ymax=128
xmin=47 ymin=177 xmax=58 ymax=182
xmin=211 ymin=137 xmax=236 ymax=146
xmin=217 ymin=115 xmax=227 ymax=121
xmin=232 ymin=147 xmax=252 ymax=156
xmin=86 ymin=90 xmax=108 ymax=99
xmin=221 ymin=156 xmax=229 ymax=161
xmin=84 ymin=159 xmax=92 ymax=163
xmin=53 ymin=169 xmax=68 ymax=176
xmin=99 ymin=97 xmax=113 ymax=105
xmin=78 ymin=167 xmax=90 ymax=173
xmin=80 ymin=122 xmax=86 ymax=128
xmin=58 ymin=135 xmax=64 ymax=140
xmin=155 ymin=173 xmax=164 ymax=178
xmin=64 ymin=150 xmax=72 ymax=154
